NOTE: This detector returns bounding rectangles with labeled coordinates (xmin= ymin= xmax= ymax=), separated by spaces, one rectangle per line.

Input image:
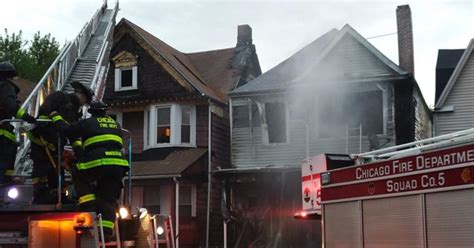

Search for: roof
xmin=11 ymin=78 xmax=35 ymax=102
xmin=116 ymin=18 xmax=254 ymax=103
xmin=232 ymin=24 xmax=406 ymax=95
xmin=436 ymin=39 xmax=474 ymax=108
xmin=131 ymin=148 xmax=207 ymax=176
xmin=187 ymin=48 xmax=240 ymax=93
xmin=435 ymin=49 xmax=465 ymax=102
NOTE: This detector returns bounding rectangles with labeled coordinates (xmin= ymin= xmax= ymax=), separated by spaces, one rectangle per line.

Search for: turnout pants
xmin=30 ymin=142 xmax=66 ymax=204
xmin=71 ymin=165 xmax=125 ymax=236
xmin=0 ymin=123 xmax=17 ymax=185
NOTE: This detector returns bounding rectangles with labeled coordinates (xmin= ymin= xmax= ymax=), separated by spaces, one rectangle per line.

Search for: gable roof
xmin=232 ymin=24 xmax=407 ymax=95
xmin=187 ymin=48 xmax=240 ymax=93
xmin=435 ymin=49 xmax=465 ymax=102
xmin=435 ymin=39 xmax=474 ymax=108
xmin=117 ymin=18 xmax=246 ymax=103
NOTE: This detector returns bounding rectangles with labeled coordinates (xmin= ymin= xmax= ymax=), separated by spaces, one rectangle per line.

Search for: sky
xmin=2 ymin=0 xmax=473 ymax=107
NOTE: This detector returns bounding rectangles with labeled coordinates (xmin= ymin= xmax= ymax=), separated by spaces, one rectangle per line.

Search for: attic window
xmin=112 ymin=51 xmax=138 ymax=91
xmin=115 ymin=67 xmax=138 ymax=91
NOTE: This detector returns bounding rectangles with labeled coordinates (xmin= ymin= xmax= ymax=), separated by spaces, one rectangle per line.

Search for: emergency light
xmin=7 ymin=187 xmax=19 ymax=199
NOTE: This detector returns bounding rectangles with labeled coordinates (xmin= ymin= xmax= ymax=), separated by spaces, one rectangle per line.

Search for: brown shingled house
xmin=102 ymin=18 xmax=261 ymax=248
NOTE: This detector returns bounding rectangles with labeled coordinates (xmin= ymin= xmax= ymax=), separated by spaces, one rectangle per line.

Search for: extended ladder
xmin=354 ymin=128 xmax=474 ymax=164
xmin=13 ymin=1 xmax=119 ymax=176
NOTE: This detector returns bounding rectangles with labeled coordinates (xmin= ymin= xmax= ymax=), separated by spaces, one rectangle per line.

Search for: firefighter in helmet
xmin=0 ymin=62 xmax=36 ymax=186
xmin=51 ymin=100 xmax=129 ymax=240
xmin=29 ymin=81 xmax=94 ymax=204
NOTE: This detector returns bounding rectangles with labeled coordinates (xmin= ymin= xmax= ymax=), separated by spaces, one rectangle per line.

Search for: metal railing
xmin=13 ymin=1 xmax=115 ymax=175
xmin=90 ymin=2 xmax=119 ymax=95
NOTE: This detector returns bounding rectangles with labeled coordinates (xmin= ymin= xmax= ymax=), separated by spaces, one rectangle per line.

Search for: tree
xmin=28 ymin=32 xmax=60 ymax=81
xmin=0 ymin=29 xmax=59 ymax=82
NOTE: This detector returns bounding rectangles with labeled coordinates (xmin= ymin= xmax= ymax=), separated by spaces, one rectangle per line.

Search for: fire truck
xmin=300 ymin=128 xmax=474 ymax=247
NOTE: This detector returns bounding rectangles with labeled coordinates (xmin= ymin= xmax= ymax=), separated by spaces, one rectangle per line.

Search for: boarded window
xmin=265 ymin=102 xmax=287 ymax=143
xmin=121 ymin=69 xmax=133 ymax=87
xmin=143 ymin=186 xmax=160 ymax=214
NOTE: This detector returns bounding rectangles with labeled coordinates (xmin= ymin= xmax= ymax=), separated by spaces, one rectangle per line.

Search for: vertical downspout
xmin=174 ymin=177 xmax=180 ymax=248
xmin=206 ymin=100 xmax=212 ymax=248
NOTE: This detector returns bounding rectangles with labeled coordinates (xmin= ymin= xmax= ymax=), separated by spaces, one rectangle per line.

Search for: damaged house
xmin=218 ymin=5 xmax=431 ymax=247
xmin=101 ymin=18 xmax=261 ymax=247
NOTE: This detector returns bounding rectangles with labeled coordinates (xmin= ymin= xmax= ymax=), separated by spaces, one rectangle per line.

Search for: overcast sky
xmin=3 ymin=0 xmax=473 ymax=106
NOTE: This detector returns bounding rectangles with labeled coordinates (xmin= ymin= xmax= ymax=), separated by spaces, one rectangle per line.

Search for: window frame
xmin=114 ymin=66 xmax=138 ymax=91
xmin=144 ymin=104 xmax=196 ymax=149
xmin=179 ymin=185 xmax=197 ymax=217
xmin=262 ymin=101 xmax=289 ymax=145
xmin=317 ymin=88 xmax=387 ymax=139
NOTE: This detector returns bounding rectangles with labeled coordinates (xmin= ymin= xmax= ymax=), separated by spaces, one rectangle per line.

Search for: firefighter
xmin=50 ymin=101 xmax=129 ymax=240
xmin=0 ymin=62 xmax=36 ymax=186
xmin=29 ymin=81 xmax=94 ymax=204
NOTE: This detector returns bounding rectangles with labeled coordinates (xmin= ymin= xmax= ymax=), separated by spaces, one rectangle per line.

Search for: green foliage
xmin=0 ymin=29 xmax=60 ymax=82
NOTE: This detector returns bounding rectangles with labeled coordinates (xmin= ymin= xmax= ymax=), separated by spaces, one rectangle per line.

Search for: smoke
xmin=284 ymin=26 xmax=391 ymax=156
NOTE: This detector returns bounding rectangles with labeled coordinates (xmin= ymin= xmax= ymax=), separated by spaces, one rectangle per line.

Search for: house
xmin=434 ymin=39 xmax=474 ymax=135
xmin=102 ymin=18 xmax=261 ymax=247
xmin=218 ymin=5 xmax=431 ymax=247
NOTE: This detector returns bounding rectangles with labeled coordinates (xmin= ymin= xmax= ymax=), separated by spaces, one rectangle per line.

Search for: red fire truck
xmin=300 ymin=128 xmax=474 ymax=247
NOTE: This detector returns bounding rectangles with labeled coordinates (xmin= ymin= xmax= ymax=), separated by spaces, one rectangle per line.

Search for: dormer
xmin=112 ymin=51 xmax=138 ymax=91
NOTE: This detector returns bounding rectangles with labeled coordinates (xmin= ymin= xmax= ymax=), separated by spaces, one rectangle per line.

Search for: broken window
xmin=265 ymin=102 xmax=287 ymax=143
xmin=233 ymin=104 xmax=261 ymax=128
xmin=318 ymin=90 xmax=384 ymax=137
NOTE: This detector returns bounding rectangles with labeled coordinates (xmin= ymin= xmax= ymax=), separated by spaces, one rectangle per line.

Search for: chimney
xmin=237 ymin=25 xmax=252 ymax=47
xmin=396 ymin=5 xmax=415 ymax=76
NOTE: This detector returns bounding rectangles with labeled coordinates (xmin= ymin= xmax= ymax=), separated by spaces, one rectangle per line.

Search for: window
xmin=157 ymin=107 xmax=171 ymax=144
xmin=114 ymin=66 xmax=138 ymax=91
xmin=179 ymin=185 xmax=196 ymax=218
xmin=143 ymin=186 xmax=160 ymax=214
xmin=181 ymin=107 xmax=191 ymax=143
xmin=144 ymin=104 xmax=196 ymax=148
xmin=233 ymin=104 xmax=260 ymax=128
xmin=318 ymin=90 xmax=384 ymax=137
xmin=264 ymin=102 xmax=287 ymax=143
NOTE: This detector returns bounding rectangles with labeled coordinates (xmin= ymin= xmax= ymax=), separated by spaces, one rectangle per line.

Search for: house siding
xmin=122 ymin=111 xmax=144 ymax=153
xmin=435 ymin=53 xmax=474 ymax=135
xmin=103 ymin=33 xmax=189 ymax=104
xmin=231 ymin=85 xmax=396 ymax=168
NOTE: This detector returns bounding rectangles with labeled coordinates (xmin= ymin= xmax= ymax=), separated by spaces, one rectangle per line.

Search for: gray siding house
xmin=434 ymin=39 xmax=474 ymax=135
xmin=219 ymin=22 xmax=431 ymax=247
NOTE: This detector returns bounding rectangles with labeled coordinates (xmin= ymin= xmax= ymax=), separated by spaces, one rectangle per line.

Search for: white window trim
xmin=143 ymin=103 xmax=196 ymax=150
xmin=108 ymin=111 xmax=123 ymax=126
xmin=114 ymin=66 xmax=138 ymax=91
xmin=262 ymin=101 xmax=290 ymax=146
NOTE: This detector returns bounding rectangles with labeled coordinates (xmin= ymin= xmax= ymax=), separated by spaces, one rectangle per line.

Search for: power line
xmin=366 ymin=32 xmax=397 ymax=40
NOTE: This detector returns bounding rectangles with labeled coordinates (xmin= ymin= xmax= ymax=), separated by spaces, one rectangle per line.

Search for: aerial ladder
xmin=0 ymin=1 xmax=175 ymax=247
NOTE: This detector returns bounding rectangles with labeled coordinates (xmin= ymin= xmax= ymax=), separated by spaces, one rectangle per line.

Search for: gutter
xmin=206 ymin=99 xmax=212 ymax=248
